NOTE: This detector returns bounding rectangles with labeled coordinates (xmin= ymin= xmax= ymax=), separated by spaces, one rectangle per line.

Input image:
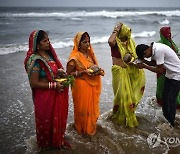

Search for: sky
xmin=0 ymin=0 xmax=180 ymax=7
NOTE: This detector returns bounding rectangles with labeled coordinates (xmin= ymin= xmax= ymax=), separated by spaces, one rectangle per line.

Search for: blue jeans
xmin=162 ymin=77 xmax=180 ymax=126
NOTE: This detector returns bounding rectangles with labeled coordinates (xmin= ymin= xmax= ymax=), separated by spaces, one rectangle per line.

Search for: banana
xmin=87 ymin=69 xmax=94 ymax=73
xmin=130 ymin=57 xmax=135 ymax=63
xmin=55 ymin=78 xmax=67 ymax=83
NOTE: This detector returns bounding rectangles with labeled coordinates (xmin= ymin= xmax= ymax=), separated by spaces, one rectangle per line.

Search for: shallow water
xmin=0 ymin=49 xmax=180 ymax=154
xmin=25 ymin=98 xmax=180 ymax=154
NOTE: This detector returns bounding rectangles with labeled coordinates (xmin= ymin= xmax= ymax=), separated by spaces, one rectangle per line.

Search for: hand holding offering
xmin=57 ymin=68 xmax=67 ymax=78
xmin=55 ymin=69 xmax=75 ymax=87
xmin=87 ymin=65 xmax=105 ymax=76
xmin=123 ymin=53 xmax=135 ymax=64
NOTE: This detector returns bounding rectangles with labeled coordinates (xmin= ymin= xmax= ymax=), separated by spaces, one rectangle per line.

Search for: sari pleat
xmin=34 ymin=88 xmax=68 ymax=147
xmin=72 ymin=78 xmax=100 ymax=135
xmin=112 ymin=65 xmax=145 ymax=127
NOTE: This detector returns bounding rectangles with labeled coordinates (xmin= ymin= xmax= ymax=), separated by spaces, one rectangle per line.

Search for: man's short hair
xmin=136 ymin=44 xmax=149 ymax=59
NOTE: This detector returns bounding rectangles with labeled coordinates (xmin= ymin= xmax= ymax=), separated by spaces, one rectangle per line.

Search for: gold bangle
xmin=48 ymin=82 xmax=51 ymax=89
xmin=75 ymin=71 xmax=78 ymax=77
xmin=112 ymin=30 xmax=118 ymax=34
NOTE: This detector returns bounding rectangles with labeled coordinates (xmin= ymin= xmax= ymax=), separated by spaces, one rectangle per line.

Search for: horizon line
xmin=0 ymin=6 xmax=179 ymax=8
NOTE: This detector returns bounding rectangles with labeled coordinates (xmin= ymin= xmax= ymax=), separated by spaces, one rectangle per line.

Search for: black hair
xmin=36 ymin=30 xmax=47 ymax=45
xmin=80 ymin=32 xmax=90 ymax=43
xmin=35 ymin=30 xmax=47 ymax=51
xmin=136 ymin=44 xmax=149 ymax=59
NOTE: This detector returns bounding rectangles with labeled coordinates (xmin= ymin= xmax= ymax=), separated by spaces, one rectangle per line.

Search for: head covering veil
xmin=24 ymin=30 xmax=63 ymax=81
xmin=159 ymin=27 xmax=178 ymax=52
xmin=68 ymin=32 xmax=98 ymax=69
xmin=115 ymin=23 xmax=137 ymax=60
xmin=24 ymin=30 xmax=63 ymax=72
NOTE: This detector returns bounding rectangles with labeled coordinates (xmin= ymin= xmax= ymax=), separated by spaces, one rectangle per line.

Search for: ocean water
xmin=0 ymin=7 xmax=180 ymax=55
xmin=0 ymin=7 xmax=180 ymax=154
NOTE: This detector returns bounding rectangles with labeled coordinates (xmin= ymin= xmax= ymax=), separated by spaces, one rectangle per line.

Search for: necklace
xmin=38 ymin=53 xmax=50 ymax=61
xmin=80 ymin=50 xmax=88 ymax=59
xmin=42 ymin=55 xmax=50 ymax=61
xmin=83 ymin=53 xmax=88 ymax=59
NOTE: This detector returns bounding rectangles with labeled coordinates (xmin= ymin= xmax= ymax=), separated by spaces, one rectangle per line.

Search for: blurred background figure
xmin=156 ymin=26 xmax=180 ymax=109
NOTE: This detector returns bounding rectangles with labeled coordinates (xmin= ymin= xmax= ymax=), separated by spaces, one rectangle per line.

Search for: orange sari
xmin=67 ymin=32 xmax=101 ymax=135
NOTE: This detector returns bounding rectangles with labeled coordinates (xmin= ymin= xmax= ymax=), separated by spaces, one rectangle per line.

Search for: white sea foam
xmin=159 ymin=19 xmax=170 ymax=25
xmin=0 ymin=10 xmax=180 ymax=18
xmin=25 ymin=135 xmax=40 ymax=153
xmin=0 ymin=43 xmax=28 ymax=55
xmin=71 ymin=17 xmax=83 ymax=21
xmin=132 ymin=31 xmax=156 ymax=38
xmin=0 ymin=31 xmax=156 ymax=55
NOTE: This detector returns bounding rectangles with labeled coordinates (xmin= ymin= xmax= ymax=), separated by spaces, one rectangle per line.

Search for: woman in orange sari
xmin=66 ymin=32 xmax=102 ymax=135
xmin=24 ymin=30 xmax=71 ymax=150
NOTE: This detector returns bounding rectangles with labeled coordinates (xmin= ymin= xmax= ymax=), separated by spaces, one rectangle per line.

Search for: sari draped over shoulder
xmin=67 ymin=32 xmax=101 ymax=135
xmin=111 ymin=24 xmax=145 ymax=127
xmin=24 ymin=30 xmax=69 ymax=148
xmin=157 ymin=27 xmax=180 ymax=108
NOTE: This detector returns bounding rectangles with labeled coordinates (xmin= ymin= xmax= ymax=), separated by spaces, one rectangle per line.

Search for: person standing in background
xmin=24 ymin=30 xmax=71 ymax=150
xmin=108 ymin=23 xmax=145 ymax=128
xmin=156 ymin=26 xmax=180 ymax=109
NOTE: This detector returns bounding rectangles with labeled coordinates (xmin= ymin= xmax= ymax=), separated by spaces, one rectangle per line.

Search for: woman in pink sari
xmin=24 ymin=30 xmax=71 ymax=150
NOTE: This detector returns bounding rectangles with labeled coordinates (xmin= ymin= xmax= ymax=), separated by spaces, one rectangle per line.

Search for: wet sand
xmin=0 ymin=45 xmax=180 ymax=154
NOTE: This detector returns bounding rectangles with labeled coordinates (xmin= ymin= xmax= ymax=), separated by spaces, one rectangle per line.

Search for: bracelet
xmin=75 ymin=71 xmax=78 ymax=77
xmin=48 ymin=82 xmax=52 ymax=89
xmin=54 ymin=82 xmax=57 ymax=89
xmin=112 ymin=30 xmax=118 ymax=34
xmin=50 ymin=82 xmax=53 ymax=89
xmin=48 ymin=82 xmax=51 ymax=89
xmin=48 ymin=82 xmax=57 ymax=89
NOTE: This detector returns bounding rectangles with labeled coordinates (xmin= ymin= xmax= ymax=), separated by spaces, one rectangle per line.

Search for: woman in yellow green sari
xmin=108 ymin=23 xmax=145 ymax=127
xmin=66 ymin=32 xmax=103 ymax=135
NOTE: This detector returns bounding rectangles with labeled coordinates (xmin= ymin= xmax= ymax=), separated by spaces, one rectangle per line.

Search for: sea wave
xmin=132 ymin=31 xmax=156 ymax=38
xmin=0 ymin=43 xmax=28 ymax=55
xmin=158 ymin=19 xmax=170 ymax=25
xmin=0 ymin=10 xmax=180 ymax=18
xmin=0 ymin=31 xmax=156 ymax=55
